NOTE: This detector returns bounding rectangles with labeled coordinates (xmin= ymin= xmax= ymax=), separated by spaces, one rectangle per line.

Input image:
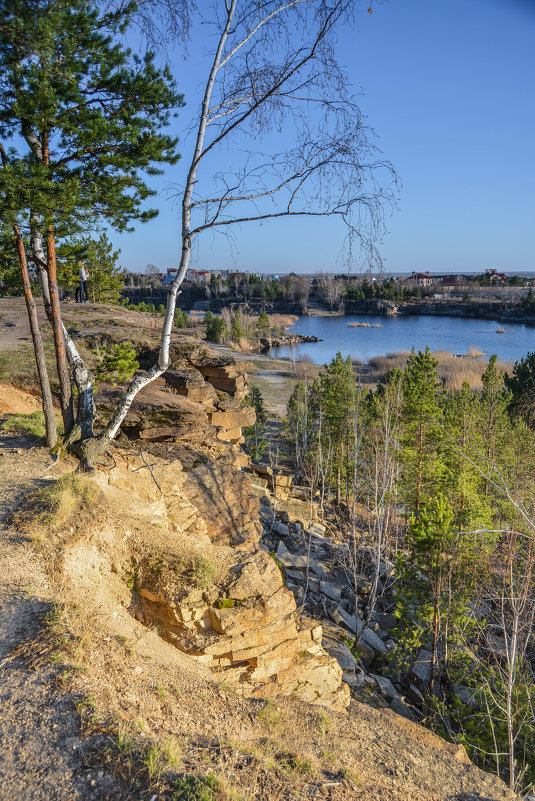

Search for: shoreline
xmin=343 ymin=298 xmax=535 ymax=326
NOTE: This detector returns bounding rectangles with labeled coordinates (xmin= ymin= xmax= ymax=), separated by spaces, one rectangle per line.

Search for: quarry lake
xmin=272 ymin=314 xmax=535 ymax=365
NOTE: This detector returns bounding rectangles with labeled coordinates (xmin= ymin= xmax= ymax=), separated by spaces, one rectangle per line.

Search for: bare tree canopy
xmin=102 ymin=0 xmax=398 ymax=461
xmin=171 ymin=0 xmax=397 ymax=262
xmin=2 ymin=0 xmax=397 ymax=464
xmin=156 ymin=0 xmax=398 ymax=390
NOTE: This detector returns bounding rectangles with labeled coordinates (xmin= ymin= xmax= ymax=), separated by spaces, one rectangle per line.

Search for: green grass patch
xmin=173 ymin=772 xmax=221 ymax=801
xmin=213 ymin=598 xmax=235 ymax=609
xmin=0 ymin=411 xmax=63 ymax=441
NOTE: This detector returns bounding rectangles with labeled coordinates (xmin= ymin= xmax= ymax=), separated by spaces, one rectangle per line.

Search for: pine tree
xmin=0 ymin=148 xmax=57 ymax=446
xmin=505 ymin=351 xmax=535 ymax=428
xmin=442 ymin=381 xmax=492 ymax=531
xmin=316 ymin=352 xmax=359 ymax=507
xmin=56 ymin=234 xmax=124 ymax=304
xmin=244 ymin=385 xmax=268 ymax=461
xmin=256 ymin=311 xmax=271 ymax=336
xmin=0 ymin=221 xmax=22 ymax=294
xmin=205 ymin=311 xmax=227 ymax=343
xmin=400 ymin=347 xmax=445 ymax=511
xmin=0 ymin=0 xmax=182 ymax=451
xmin=403 ymin=495 xmax=481 ymax=693
xmin=479 ymin=355 xmax=511 ymax=496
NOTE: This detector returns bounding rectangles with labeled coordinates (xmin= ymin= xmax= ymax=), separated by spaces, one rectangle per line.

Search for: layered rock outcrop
xmin=82 ymin=343 xmax=350 ymax=711
xmin=98 ymin=451 xmax=349 ymax=712
xmin=101 ymin=340 xmax=256 ymax=448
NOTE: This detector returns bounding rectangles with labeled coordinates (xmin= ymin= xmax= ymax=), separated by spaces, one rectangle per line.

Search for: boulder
xmin=326 ymin=642 xmax=357 ymax=672
xmin=163 ymin=368 xmax=217 ymax=405
xmin=406 ymin=683 xmax=425 ymax=707
xmin=270 ymin=520 xmax=290 ymax=537
xmin=389 ymin=696 xmax=417 ymax=721
xmin=378 ymin=613 xmax=397 ymax=631
xmin=319 ymin=580 xmax=342 ymax=602
xmin=210 ymin=406 xmax=256 ymax=429
xmin=360 ymin=627 xmax=387 ymax=655
xmin=276 ymin=541 xmax=309 ymax=570
xmin=371 ymin=673 xmax=398 ymax=701
xmin=327 ymin=604 xmax=363 ymax=637
xmin=308 ymin=522 xmax=326 ymax=536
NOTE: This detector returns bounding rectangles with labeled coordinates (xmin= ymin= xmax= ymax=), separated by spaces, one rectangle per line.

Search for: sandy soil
xmin=0 ymin=384 xmax=42 ymax=415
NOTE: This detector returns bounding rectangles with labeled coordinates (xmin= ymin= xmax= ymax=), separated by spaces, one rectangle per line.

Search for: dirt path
xmin=0 ymin=435 xmax=135 ymax=801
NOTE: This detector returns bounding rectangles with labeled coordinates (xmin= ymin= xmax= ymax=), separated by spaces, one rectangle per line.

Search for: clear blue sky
xmin=112 ymin=0 xmax=535 ymax=276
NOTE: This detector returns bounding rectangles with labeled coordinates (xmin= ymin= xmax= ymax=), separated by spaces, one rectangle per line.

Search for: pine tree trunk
xmin=429 ymin=575 xmax=440 ymax=696
xmin=45 ymin=224 xmax=74 ymax=435
xmin=13 ymin=223 xmax=57 ymax=448
xmin=0 ymin=144 xmax=56 ymax=446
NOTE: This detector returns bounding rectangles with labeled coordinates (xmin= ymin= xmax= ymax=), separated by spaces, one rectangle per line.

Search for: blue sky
xmin=113 ymin=0 xmax=535 ymax=276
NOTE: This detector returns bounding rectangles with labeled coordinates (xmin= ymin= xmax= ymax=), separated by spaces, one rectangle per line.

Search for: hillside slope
xmin=0 ymin=403 xmax=516 ymax=801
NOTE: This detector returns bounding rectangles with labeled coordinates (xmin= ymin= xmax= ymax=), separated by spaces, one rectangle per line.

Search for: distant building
xmin=186 ymin=269 xmax=211 ymax=283
xmin=485 ymin=269 xmax=507 ymax=284
xmin=162 ymin=268 xmax=177 ymax=287
xmin=440 ymin=275 xmax=462 ymax=290
xmin=410 ymin=271 xmax=435 ymax=287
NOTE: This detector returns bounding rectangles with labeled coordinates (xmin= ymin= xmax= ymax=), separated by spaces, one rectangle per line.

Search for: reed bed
xmin=347 ymin=321 xmax=382 ymax=328
xmin=366 ymin=348 xmax=513 ymax=391
xmin=266 ymin=314 xmax=299 ymax=330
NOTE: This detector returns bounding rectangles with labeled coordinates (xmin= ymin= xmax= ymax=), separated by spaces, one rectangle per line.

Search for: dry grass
xmin=11 ymin=473 xmax=95 ymax=538
xmin=268 ymin=313 xmax=299 ymax=330
xmin=0 ymin=342 xmax=59 ymax=391
xmin=366 ymin=349 xmax=513 ymax=391
xmin=466 ymin=345 xmax=485 ymax=358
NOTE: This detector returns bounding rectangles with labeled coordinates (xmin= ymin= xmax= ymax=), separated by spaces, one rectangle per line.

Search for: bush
xmin=94 ymin=343 xmax=139 ymax=384
xmin=205 ymin=311 xmax=227 ymax=343
xmin=174 ymin=308 xmax=189 ymax=328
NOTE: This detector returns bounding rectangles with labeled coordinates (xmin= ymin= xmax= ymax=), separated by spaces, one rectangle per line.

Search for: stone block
xmin=410 ymin=648 xmax=432 ymax=687
xmin=371 ymin=673 xmax=397 ymax=701
xmin=250 ymin=484 xmax=270 ymax=498
xmin=250 ymin=462 xmax=272 ymax=476
xmin=326 ymin=642 xmax=357 ymax=672
xmin=327 ymin=604 xmax=363 ymax=637
xmin=270 ymin=520 xmax=290 ymax=537
xmin=210 ymin=406 xmax=256 ymax=429
xmin=406 ymin=683 xmax=425 ymax=707
xmin=389 ymin=695 xmax=416 ymax=721
xmin=215 ymin=427 xmax=243 ymax=443
xmin=308 ymin=522 xmax=326 ymax=536
xmin=360 ymin=627 xmax=387 ymax=655
xmin=319 ymin=581 xmax=342 ymax=602
xmin=276 ymin=541 xmax=309 ymax=569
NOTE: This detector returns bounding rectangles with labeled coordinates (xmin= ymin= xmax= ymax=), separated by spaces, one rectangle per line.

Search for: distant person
xmin=78 ymin=261 xmax=89 ymax=303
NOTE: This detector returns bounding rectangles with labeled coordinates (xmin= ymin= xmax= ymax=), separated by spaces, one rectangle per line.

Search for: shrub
xmin=174 ymin=308 xmax=189 ymax=328
xmin=205 ymin=311 xmax=227 ymax=343
xmin=93 ymin=342 xmax=139 ymax=385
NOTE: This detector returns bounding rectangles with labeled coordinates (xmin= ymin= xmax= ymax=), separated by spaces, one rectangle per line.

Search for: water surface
xmin=272 ymin=314 xmax=535 ymax=365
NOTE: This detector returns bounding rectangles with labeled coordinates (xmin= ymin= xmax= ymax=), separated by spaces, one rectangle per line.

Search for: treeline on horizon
xmin=5 ymin=250 xmax=535 ymax=315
